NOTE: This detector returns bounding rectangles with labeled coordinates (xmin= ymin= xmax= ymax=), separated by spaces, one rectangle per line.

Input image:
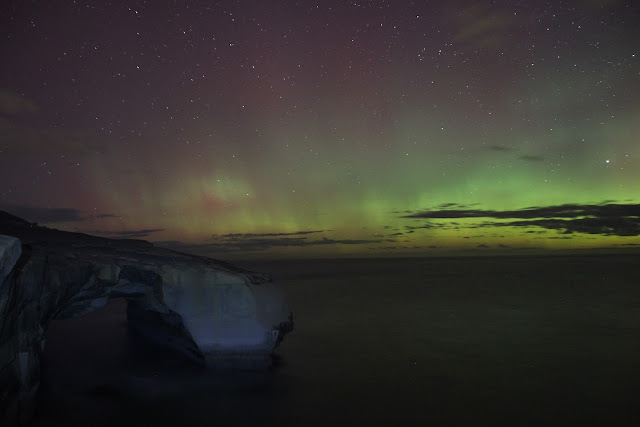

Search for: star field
xmin=1 ymin=0 xmax=639 ymax=258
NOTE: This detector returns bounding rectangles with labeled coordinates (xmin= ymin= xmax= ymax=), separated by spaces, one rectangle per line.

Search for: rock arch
xmin=0 ymin=212 xmax=293 ymax=425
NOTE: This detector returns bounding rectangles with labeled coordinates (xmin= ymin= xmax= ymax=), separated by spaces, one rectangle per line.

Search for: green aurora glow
xmin=1 ymin=1 xmax=638 ymax=258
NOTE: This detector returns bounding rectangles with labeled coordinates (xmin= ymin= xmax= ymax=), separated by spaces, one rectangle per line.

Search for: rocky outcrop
xmin=0 ymin=211 xmax=293 ymax=425
xmin=0 ymin=235 xmax=21 ymax=286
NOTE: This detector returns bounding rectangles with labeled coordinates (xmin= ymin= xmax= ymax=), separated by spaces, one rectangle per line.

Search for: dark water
xmin=33 ymin=255 xmax=640 ymax=426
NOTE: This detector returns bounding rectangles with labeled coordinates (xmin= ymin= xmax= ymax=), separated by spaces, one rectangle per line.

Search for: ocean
xmin=33 ymin=255 xmax=640 ymax=426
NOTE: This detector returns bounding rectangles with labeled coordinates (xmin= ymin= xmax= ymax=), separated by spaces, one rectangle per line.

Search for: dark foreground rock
xmin=0 ymin=211 xmax=293 ymax=425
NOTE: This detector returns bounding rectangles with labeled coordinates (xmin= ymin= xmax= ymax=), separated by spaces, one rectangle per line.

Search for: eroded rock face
xmin=0 ymin=211 xmax=293 ymax=425
xmin=0 ymin=235 xmax=21 ymax=286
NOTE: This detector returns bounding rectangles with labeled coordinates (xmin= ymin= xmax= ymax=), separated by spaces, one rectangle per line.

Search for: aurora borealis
xmin=1 ymin=0 xmax=639 ymax=258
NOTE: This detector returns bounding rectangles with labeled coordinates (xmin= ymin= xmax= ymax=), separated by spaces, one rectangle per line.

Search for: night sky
xmin=1 ymin=0 xmax=639 ymax=258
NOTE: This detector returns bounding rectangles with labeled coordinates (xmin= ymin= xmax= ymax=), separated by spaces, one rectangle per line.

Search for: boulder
xmin=0 ymin=211 xmax=293 ymax=425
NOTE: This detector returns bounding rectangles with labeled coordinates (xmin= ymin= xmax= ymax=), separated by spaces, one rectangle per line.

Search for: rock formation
xmin=0 ymin=211 xmax=293 ymax=425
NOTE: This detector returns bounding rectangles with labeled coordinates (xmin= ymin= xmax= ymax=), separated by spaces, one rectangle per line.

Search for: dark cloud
xmin=0 ymin=205 xmax=84 ymax=223
xmin=404 ymin=203 xmax=640 ymax=220
xmin=405 ymin=224 xmax=438 ymax=230
xmin=1 ymin=205 xmax=121 ymax=225
xmin=436 ymin=202 xmax=478 ymax=209
xmin=94 ymin=213 xmax=117 ymax=219
xmin=403 ymin=202 xmax=640 ymax=237
xmin=94 ymin=228 xmax=165 ymax=239
xmin=519 ymin=154 xmax=545 ymax=162
xmin=158 ymin=235 xmax=383 ymax=254
xmin=211 ymin=230 xmax=326 ymax=239
xmin=490 ymin=217 xmax=640 ymax=237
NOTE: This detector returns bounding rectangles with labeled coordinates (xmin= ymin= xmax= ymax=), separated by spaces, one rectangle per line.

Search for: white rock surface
xmin=0 ymin=211 xmax=293 ymax=425
xmin=140 ymin=265 xmax=291 ymax=357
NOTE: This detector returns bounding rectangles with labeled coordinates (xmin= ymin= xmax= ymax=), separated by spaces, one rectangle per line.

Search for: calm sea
xmin=34 ymin=256 xmax=640 ymax=426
